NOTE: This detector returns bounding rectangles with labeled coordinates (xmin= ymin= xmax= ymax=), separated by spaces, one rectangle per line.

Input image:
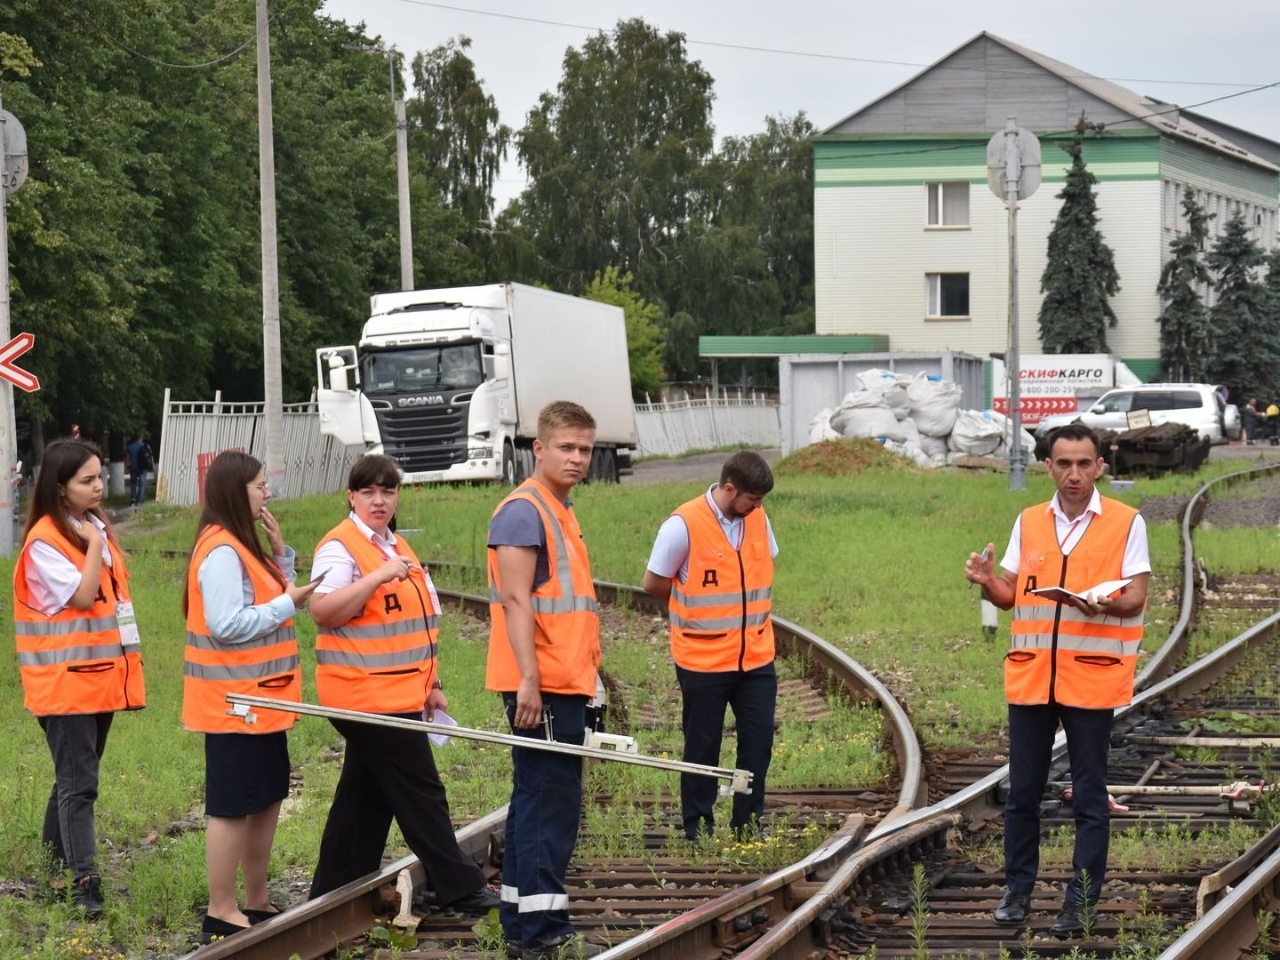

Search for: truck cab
xmin=316 ymin=295 xmax=515 ymax=483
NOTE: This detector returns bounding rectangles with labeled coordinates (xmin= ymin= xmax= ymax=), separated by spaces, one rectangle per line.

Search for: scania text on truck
xmin=315 ymin=282 xmax=638 ymax=484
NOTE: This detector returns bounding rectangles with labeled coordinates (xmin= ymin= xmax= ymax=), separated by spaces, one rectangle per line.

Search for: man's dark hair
xmin=1046 ymin=422 xmax=1101 ymax=458
xmin=720 ymin=450 xmax=774 ymax=496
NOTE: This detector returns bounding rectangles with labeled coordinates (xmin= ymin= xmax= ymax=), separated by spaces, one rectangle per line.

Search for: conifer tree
xmin=1037 ymin=116 xmax=1120 ymax=353
xmin=1206 ymin=210 xmax=1277 ymax=400
xmin=1157 ymin=190 xmax=1212 ymax=382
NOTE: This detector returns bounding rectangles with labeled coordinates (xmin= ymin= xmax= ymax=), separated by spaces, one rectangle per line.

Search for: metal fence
xmin=156 ymin=392 xmax=780 ymax=505
xmin=634 ymin=397 xmax=780 ymax=458
xmin=156 ymin=390 xmax=362 ymax=506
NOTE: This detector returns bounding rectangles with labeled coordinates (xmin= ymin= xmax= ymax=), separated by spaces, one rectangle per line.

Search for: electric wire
xmin=65 ymin=0 xmax=274 ymax=70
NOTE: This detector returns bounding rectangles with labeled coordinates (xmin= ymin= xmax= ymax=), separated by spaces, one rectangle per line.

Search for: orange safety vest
xmin=1008 ymin=498 xmax=1145 ymax=709
xmin=667 ymin=495 xmax=775 ymax=673
xmin=313 ymin=519 xmax=440 ymax=714
xmin=182 ymin=526 xmax=299 ymax=733
xmin=485 ymin=478 xmax=600 ymax=695
xmin=13 ymin=516 xmax=146 ymax=716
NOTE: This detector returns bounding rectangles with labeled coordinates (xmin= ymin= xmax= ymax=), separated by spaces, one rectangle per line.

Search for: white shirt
xmin=999 ymin=488 xmax=1151 ymax=579
xmin=311 ymin=512 xmax=440 ymax=613
xmin=25 ymin=514 xmax=113 ymax=616
xmin=646 ymin=485 xmax=779 ymax=583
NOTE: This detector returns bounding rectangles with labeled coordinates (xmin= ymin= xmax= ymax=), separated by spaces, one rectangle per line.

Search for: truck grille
xmin=373 ymin=400 xmax=470 ymax=473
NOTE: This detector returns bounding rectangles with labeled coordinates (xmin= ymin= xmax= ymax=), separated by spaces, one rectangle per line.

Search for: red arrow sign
xmin=992 ymin=396 xmax=1078 ymax=423
xmin=0 ymin=332 xmax=39 ymax=392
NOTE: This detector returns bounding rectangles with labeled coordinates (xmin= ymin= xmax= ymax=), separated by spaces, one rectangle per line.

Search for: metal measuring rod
xmin=226 ymin=694 xmax=753 ymax=795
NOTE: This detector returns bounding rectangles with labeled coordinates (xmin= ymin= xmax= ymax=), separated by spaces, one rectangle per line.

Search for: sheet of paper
xmin=424 ymin=708 xmax=457 ymax=747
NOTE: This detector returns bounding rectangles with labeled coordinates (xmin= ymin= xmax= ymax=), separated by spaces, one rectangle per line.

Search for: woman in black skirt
xmin=181 ymin=452 xmax=318 ymax=940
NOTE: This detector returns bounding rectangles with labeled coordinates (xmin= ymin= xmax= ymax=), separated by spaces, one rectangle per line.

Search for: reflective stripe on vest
xmin=313 ymin=518 xmax=442 ymax=714
xmin=1007 ymin=498 xmax=1144 ymax=709
xmin=667 ymin=495 xmax=775 ymax=673
xmin=486 ymin=479 xmax=600 ymax=696
xmin=182 ymin=526 xmax=299 ymax=734
xmin=13 ymin=515 xmax=146 ymax=716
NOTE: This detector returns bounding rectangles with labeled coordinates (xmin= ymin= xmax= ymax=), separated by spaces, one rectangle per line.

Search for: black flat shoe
xmin=245 ymin=904 xmax=283 ymax=924
xmin=201 ymin=914 xmax=250 ymax=943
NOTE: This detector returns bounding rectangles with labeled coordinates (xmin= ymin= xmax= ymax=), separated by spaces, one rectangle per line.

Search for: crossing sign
xmin=0 ymin=332 xmax=39 ymax=391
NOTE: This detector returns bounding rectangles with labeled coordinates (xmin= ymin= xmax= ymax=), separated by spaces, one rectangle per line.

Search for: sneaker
xmin=521 ymin=934 xmax=607 ymax=960
xmin=506 ymin=942 xmax=521 ymax=960
xmin=1049 ymin=901 xmax=1097 ymax=938
xmin=992 ymin=889 xmax=1030 ymax=925
xmin=444 ymin=885 xmax=501 ymax=916
xmin=73 ymin=874 xmax=104 ymax=920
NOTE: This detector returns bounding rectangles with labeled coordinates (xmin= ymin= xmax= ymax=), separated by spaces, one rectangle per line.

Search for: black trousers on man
xmin=676 ymin=662 xmax=777 ymax=840
xmin=309 ymin=713 xmax=485 ymax=903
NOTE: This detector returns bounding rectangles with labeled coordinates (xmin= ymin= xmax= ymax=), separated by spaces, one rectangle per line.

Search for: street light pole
xmin=347 ymin=43 xmax=413 ymax=290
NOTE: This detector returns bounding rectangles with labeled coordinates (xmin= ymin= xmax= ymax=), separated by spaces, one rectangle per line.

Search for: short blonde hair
xmin=537 ymin=400 xmax=596 ymax=439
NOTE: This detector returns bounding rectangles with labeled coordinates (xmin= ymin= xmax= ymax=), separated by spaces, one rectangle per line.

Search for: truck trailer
xmin=315 ymin=282 xmax=637 ymax=484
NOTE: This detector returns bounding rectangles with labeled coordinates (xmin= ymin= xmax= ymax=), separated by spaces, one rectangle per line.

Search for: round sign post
xmin=987 ymin=119 xmax=1042 ymax=492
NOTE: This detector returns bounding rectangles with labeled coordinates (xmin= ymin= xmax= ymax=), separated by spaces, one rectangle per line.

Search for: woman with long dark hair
xmin=181 ymin=451 xmax=318 ymax=941
xmin=306 ymin=454 xmax=497 ymax=914
xmin=13 ymin=438 xmax=146 ymax=919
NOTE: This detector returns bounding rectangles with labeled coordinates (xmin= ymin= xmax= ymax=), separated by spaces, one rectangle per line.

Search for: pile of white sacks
xmin=807 ymin=369 xmax=1037 ymax=468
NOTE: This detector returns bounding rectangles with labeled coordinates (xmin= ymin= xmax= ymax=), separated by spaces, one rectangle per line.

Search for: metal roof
xmin=699 ymin=335 xmax=891 ymax=358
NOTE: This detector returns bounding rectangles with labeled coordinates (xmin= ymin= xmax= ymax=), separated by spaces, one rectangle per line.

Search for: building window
xmin=927 ymin=273 xmax=970 ymax=318
xmin=926 ymin=182 xmax=970 ymax=227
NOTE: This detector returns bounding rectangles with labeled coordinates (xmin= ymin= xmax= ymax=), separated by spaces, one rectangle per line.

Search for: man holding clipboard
xmin=964 ymin=423 xmax=1150 ymax=938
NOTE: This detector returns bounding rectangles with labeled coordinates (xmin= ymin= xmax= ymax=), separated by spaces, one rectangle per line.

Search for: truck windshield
xmin=362 ymin=344 xmax=484 ymax=393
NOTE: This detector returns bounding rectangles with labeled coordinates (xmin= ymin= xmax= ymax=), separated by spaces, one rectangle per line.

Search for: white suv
xmin=1033 ymin=383 xmax=1240 ymax=444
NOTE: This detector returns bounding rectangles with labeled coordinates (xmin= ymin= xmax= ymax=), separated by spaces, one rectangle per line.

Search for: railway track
xmin=182 ymin=463 xmax=1280 ymax=960
xmin=180 ymin=582 xmax=926 ymax=960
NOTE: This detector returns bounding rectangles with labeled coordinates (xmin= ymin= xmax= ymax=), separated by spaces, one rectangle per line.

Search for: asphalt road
xmin=624 ymin=449 xmax=781 ymax=486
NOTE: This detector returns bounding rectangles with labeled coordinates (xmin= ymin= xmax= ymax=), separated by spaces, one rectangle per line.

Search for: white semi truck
xmin=315 ymin=282 xmax=638 ymax=484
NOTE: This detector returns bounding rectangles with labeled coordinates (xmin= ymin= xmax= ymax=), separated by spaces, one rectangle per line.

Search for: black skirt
xmin=204 ymin=730 xmax=291 ymax=817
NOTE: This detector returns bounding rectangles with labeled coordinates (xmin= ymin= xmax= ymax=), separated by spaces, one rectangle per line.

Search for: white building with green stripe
xmin=814 ymin=32 xmax=1279 ymax=378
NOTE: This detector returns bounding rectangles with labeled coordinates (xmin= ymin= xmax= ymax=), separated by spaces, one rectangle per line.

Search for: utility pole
xmin=346 ymin=43 xmax=413 ymax=290
xmin=257 ymin=0 xmax=285 ymax=491
xmin=0 ymin=98 xmax=13 ymax=555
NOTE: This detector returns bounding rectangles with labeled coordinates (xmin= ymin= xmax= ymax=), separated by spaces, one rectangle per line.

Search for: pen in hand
xmin=969 ymin=545 xmax=991 ymax=590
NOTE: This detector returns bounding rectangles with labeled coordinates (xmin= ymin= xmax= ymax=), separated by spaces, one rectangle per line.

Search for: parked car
xmin=1033 ymin=384 xmax=1239 ymax=445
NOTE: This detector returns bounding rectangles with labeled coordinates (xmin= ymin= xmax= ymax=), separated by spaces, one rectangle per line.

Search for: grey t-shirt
xmin=487 ymin=498 xmax=552 ymax=590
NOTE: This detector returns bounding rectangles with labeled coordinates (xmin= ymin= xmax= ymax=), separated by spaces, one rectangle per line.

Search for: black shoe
xmin=521 ymin=934 xmax=606 ymax=960
xmin=992 ymin=889 xmax=1030 ymax=925
xmin=506 ymin=942 xmax=522 ymax=960
xmin=1049 ymin=902 xmax=1096 ymax=938
xmin=244 ymin=904 xmax=283 ymax=924
xmin=73 ymin=874 xmax=104 ymax=920
xmin=445 ymin=885 xmax=501 ymax=915
xmin=201 ymin=914 xmax=250 ymax=943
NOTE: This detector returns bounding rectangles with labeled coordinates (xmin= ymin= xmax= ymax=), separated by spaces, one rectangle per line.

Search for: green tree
xmin=1037 ymin=118 xmax=1120 ymax=353
xmin=1205 ymin=209 xmax=1277 ymax=400
xmin=408 ymin=36 xmax=510 ymax=230
xmin=513 ymin=17 xmax=715 ymax=293
xmin=581 ymin=267 xmax=665 ymax=398
xmin=1157 ymin=189 xmax=1213 ymax=383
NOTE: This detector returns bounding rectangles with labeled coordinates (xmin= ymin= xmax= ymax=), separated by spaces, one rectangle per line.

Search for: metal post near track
xmin=227 ymin=694 xmax=754 ymax=794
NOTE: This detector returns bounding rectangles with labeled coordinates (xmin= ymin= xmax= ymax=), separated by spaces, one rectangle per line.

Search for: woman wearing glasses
xmin=306 ymin=454 xmax=497 ymax=915
xmin=181 ymin=451 xmax=319 ymax=941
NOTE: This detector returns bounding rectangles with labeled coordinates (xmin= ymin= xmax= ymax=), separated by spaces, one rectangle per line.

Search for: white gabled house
xmin=813 ymin=31 xmax=1280 ymax=379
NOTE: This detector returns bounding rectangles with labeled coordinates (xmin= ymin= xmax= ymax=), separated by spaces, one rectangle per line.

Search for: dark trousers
xmin=676 ymin=662 xmax=777 ymax=840
xmin=1005 ymin=702 xmax=1113 ymax=905
xmin=499 ymin=692 xmax=586 ymax=948
xmin=309 ymin=713 xmax=485 ymax=902
xmin=130 ymin=470 xmax=147 ymax=505
xmin=39 ymin=713 xmax=113 ymax=878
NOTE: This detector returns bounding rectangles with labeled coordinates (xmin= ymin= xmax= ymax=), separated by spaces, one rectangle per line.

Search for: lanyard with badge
xmin=106 ymin=559 xmax=141 ymax=649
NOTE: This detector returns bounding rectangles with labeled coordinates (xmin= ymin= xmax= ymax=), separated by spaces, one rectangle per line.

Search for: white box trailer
xmin=316 ymin=282 xmax=637 ymax=484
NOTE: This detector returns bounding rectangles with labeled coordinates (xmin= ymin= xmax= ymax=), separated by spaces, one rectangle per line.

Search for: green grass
xmin=1 ymin=445 xmax=1274 ymax=958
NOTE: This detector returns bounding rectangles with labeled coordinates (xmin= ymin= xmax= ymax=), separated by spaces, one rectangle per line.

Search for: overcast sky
xmin=319 ymin=0 xmax=1280 ymax=208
